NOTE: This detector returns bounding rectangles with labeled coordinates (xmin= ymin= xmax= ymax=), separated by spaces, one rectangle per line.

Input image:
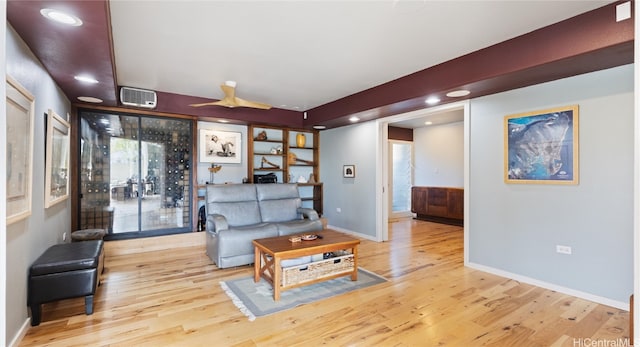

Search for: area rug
xmin=220 ymin=268 xmax=387 ymax=321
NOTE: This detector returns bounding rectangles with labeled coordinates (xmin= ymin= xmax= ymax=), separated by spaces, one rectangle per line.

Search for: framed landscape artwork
xmin=504 ymin=105 xmax=579 ymax=185
xmin=44 ymin=109 xmax=71 ymax=208
xmin=6 ymin=76 xmax=35 ymax=224
xmin=199 ymin=129 xmax=242 ymax=164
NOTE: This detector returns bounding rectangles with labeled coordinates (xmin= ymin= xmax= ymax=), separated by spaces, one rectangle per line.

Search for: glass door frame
xmin=74 ymin=108 xmax=194 ymax=240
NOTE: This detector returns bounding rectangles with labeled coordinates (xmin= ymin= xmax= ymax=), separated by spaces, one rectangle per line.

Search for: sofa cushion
xmin=276 ymin=219 xmax=323 ymax=236
xmin=217 ymin=223 xmax=279 ymax=257
xmin=206 ymin=184 xmax=262 ymax=227
xmin=256 ymin=184 xmax=300 ymax=222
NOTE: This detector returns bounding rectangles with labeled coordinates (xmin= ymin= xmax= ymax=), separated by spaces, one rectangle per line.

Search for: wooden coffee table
xmin=253 ymin=229 xmax=360 ymax=301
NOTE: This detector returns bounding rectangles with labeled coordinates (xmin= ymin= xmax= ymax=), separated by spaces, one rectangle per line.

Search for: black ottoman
xmin=28 ymin=240 xmax=104 ymax=326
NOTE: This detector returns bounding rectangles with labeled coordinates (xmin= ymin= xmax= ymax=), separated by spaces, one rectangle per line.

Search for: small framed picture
xmin=343 ymin=165 xmax=355 ymax=178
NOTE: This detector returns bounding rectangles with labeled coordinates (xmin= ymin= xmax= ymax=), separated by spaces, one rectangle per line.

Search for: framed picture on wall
xmin=44 ymin=109 xmax=71 ymax=208
xmin=199 ymin=129 xmax=242 ymax=164
xmin=6 ymin=76 xmax=35 ymax=224
xmin=504 ymin=105 xmax=579 ymax=185
xmin=343 ymin=165 xmax=355 ymax=178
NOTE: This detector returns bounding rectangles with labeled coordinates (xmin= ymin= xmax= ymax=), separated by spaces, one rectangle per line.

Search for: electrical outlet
xmin=556 ymin=245 xmax=572 ymax=255
xmin=336 ymin=207 xmax=342 ymax=213
xmin=62 ymin=232 xmax=67 ymax=242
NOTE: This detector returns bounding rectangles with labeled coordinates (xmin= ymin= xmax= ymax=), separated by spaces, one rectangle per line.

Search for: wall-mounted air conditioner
xmin=120 ymin=86 xmax=157 ymax=109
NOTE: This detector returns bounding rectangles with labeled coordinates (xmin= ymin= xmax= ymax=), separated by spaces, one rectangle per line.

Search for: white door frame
xmin=376 ymin=101 xmax=469 ymax=247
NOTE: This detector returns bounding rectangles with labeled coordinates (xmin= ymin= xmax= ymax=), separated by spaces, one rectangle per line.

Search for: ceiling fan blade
xmin=189 ymin=82 xmax=271 ymax=109
xmin=234 ymin=96 xmax=272 ymax=110
xmin=189 ymin=100 xmax=231 ymax=108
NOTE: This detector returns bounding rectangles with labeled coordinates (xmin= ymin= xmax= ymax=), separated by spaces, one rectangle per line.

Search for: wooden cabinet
xmin=248 ymin=125 xmax=323 ymax=215
xmin=411 ymin=186 xmax=463 ymax=226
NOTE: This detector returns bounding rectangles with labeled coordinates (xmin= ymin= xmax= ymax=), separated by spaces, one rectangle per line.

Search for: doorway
xmin=377 ymin=101 xmax=468 ymax=246
xmin=388 ymin=140 xmax=413 ymax=220
xmin=78 ymin=110 xmax=193 ymax=239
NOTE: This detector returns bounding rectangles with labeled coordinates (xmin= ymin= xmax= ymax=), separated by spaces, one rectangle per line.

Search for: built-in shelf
xmin=248 ymin=125 xmax=322 ymax=215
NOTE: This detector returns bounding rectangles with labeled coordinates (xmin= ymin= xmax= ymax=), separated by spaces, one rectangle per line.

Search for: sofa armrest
xmin=206 ymin=214 xmax=229 ymax=233
xmin=297 ymin=208 xmax=319 ymax=221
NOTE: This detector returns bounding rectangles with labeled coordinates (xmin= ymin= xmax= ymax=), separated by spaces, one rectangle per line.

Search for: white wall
xmin=320 ymin=121 xmax=378 ymax=238
xmin=413 ymin=121 xmax=464 ymax=187
xmin=5 ymin=25 xmax=71 ymax=345
xmin=195 ymin=121 xmax=248 ymax=185
xmin=468 ymin=64 xmax=634 ymax=306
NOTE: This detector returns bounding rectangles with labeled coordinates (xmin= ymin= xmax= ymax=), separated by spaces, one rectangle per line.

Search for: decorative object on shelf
xmin=255 ymin=130 xmax=267 ymax=141
xmin=199 ymin=129 xmax=242 ymax=164
xmin=270 ymin=146 xmax=283 ymax=154
xmin=6 ymin=76 xmax=35 ymax=224
xmin=296 ymin=132 xmax=306 ymax=147
xmin=308 ymin=173 xmax=316 ymax=183
xmin=261 ymin=156 xmax=280 ymax=169
xmin=297 ymin=175 xmax=308 ymax=183
xmin=209 ymin=163 xmax=222 ymax=183
xmin=343 ymin=165 xmax=355 ymax=178
xmin=288 ymin=152 xmax=314 ymax=165
xmin=44 ymin=109 xmax=71 ymax=208
xmin=504 ymin=105 xmax=578 ymax=185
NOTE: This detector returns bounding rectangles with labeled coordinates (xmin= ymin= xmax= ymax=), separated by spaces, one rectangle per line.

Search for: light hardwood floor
xmin=20 ymin=219 xmax=630 ymax=346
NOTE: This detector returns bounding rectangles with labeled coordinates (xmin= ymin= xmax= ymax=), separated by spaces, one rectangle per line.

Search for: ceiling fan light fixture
xmin=40 ymin=8 xmax=83 ymax=26
xmin=446 ymin=89 xmax=471 ymax=98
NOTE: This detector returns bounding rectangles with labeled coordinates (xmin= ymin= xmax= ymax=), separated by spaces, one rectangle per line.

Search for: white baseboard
xmin=326 ymin=225 xmax=378 ymax=242
xmin=466 ymin=261 xmax=628 ymax=311
xmin=9 ymin=318 xmax=30 ymax=347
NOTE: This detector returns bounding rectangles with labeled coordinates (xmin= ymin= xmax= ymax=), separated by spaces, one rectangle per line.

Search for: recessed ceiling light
xmin=77 ymin=96 xmax=103 ymax=103
xmin=424 ymin=121 xmax=433 ymax=125
xmin=40 ymin=9 xmax=83 ymax=26
xmin=446 ymin=89 xmax=471 ymax=98
xmin=74 ymin=75 xmax=99 ymax=84
xmin=218 ymin=119 xmax=229 ymax=123
xmin=313 ymin=125 xmax=327 ymax=130
xmin=425 ymin=96 xmax=440 ymax=105
xmin=349 ymin=116 xmax=360 ymax=122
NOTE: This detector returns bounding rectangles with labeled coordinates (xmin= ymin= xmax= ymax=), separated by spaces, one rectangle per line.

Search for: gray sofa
xmin=205 ymin=183 xmax=323 ymax=268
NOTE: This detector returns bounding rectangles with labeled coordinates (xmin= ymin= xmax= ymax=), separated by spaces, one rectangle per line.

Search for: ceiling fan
xmin=189 ymin=81 xmax=272 ymax=110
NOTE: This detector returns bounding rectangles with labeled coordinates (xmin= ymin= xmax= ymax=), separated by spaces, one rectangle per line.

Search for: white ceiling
xmin=110 ymin=0 xmax=611 ymax=115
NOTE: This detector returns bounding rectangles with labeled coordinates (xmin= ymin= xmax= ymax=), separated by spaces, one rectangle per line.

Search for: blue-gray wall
xmin=6 ymin=25 xmax=71 ymax=345
xmin=320 ymin=121 xmax=378 ymax=238
xmin=468 ymin=64 xmax=633 ymax=305
xmin=319 ymin=64 xmax=633 ymax=306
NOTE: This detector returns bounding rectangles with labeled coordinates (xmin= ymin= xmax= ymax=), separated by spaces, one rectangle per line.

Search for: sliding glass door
xmin=79 ymin=110 xmax=192 ymax=239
